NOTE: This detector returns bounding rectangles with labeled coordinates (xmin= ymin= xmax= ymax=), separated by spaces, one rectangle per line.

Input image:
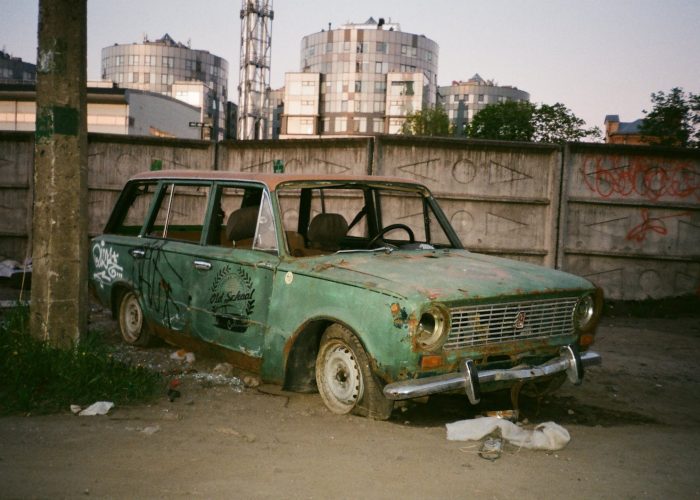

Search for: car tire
xmin=316 ymin=324 xmax=394 ymax=420
xmin=117 ymin=290 xmax=154 ymax=346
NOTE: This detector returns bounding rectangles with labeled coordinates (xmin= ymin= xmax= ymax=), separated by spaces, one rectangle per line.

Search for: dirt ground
xmin=1 ymin=301 xmax=699 ymax=499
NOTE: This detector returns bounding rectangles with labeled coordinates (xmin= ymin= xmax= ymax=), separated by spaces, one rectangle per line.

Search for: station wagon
xmin=89 ymin=170 xmax=602 ymax=419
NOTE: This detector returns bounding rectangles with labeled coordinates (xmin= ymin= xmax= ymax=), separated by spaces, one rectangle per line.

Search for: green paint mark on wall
xmin=150 ymin=159 xmax=163 ymax=171
xmin=35 ymin=105 xmax=79 ymax=141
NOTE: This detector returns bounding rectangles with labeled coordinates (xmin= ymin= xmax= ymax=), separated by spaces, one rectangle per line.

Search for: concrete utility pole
xmin=30 ymin=0 xmax=88 ymax=348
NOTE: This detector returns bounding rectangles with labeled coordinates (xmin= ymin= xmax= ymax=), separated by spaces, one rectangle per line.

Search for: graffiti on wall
xmin=581 ymin=155 xmax=700 ymax=201
xmin=625 ymin=208 xmax=692 ymax=243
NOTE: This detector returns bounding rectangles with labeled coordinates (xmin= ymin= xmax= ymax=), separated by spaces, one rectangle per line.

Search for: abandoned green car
xmin=89 ymin=170 xmax=602 ymax=419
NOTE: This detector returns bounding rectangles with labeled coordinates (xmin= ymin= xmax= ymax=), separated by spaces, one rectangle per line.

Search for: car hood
xmin=289 ymin=249 xmax=593 ymax=302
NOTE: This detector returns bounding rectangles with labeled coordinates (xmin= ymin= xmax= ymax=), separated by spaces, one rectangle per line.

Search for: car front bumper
xmin=383 ymin=346 xmax=601 ymax=405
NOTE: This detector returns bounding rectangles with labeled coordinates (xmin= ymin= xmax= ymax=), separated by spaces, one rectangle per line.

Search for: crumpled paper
xmin=72 ymin=401 xmax=115 ymax=416
xmin=446 ymin=416 xmax=570 ymax=450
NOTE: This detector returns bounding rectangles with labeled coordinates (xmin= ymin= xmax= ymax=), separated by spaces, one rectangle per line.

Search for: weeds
xmin=0 ymin=306 xmax=163 ymax=415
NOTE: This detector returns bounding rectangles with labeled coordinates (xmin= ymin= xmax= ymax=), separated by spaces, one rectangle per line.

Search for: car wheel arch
xmin=283 ymin=317 xmax=370 ymax=393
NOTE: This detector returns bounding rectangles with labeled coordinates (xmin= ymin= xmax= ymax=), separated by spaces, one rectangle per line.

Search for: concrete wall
xmin=0 ymin=132 xmax=33 ymax=260
xmin=560 ymin=143 xmax=700 ymax=300
xmin=219 ymin=138 xmax=373 ymax=176
xmin=373 ymin=136 xmax=562 ymax=266
xmin=2 ymin=131 xmax=698 ymax=301
xmin=0 ymin=132 xmax=214 ymax=259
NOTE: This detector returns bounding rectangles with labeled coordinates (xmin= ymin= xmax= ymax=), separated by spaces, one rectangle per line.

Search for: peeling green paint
xmin=35 ymin=105 xmax=79 ymax=140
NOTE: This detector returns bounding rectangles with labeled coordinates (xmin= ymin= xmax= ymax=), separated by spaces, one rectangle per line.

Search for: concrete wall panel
xmin=219 ymin=138 xmax=371 ymax=176
xmin=374 ymin=137 xmax=561 ymax=266
xmin=561 ymin=144 xmax=700 ymax=300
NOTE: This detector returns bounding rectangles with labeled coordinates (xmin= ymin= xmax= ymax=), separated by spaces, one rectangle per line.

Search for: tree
xmin=532 ymin=103 xmax=601 ymax=143
xmin=639 ymin=87 xmax=700 ymax=147
xmin=400 ymin=106 xmax=452 ymax=136
xmin=465 ymin=101 xmax=536 ymax=142
xmin=465 ymin=101 xmax=601 ymax=144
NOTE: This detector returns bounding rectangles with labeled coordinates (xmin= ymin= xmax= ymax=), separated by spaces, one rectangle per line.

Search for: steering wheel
xmin=366 ymin=224 xmax=415 ymax=248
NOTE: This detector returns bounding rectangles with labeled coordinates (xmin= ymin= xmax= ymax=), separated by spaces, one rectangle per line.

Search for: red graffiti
xmin=626 ymin=208 xmax=692 ymax=242
xmin=582 ymin=156 xmax=700 ymax=202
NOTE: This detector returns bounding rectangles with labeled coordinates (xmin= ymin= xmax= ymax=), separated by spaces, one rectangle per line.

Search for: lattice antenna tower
xmin=237 ymin=0 xmax=274 ymax=140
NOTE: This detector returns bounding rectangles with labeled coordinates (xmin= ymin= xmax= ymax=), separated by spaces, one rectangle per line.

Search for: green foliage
xmin=0 ymin=306 xmax=163 ymax=415
xmin=466 ymin=101 xmax=536 ymax=142
xmin=533 ymin=103 xmax=601 ymax=144
xmin=639 ymin=87 xmax=700 ymax=147
xmin=465 ymin=101 xmax=601 ymax=144
xmin=400 ymin=106 xmax=452 ymax=136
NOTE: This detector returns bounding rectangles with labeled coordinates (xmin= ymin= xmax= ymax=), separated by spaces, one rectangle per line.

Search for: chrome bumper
xmin=383 ymin=346 xmax=601 ymax=405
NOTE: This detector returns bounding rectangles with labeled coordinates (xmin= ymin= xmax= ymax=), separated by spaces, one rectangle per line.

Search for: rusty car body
xmin=89 ymin=170 xmax=602 ymax=419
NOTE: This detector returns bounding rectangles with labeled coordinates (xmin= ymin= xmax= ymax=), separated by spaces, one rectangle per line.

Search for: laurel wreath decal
xmin=237 ymin=267 xmax=256 ymax=316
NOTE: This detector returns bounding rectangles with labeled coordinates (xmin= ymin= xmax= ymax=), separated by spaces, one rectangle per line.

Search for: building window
xmin=373 ymin=118 xmax=384 ymax=133
xmin=128 ymin=55 xmax=139 ymax=65
xmin=343 ymin=41 xmax=350 ymax=52
xmin=115 ymin=73 xmax=124 ymax=83
xmin=376 ymin=42 xmax=387 ymax=54
xmin=335 ymin=117 xmax=347 ymax=132
xmin=115 ymin=55 xmax=124 ymax=66
xmin=353 ymin=117 xmax=367 ymax=133
xmin=144 ymin=55 xmax=156 ymax=66
xmin=400 ymin=45 xmax=417 ymax=57
xmin=161 ymin=73 xmax=174 ymax=84
xmin=478 ymin=94 xmax=484 ymax=102
xmin=390 ymin=81 xmax=414 ymax=96
xmin=185 ymin=59 xmax=195 ymax=71
xmin=143 ymin=72 xmax=150 ymax=83
xmin=326 ymin=42 xmax=333 ymax=53
xmin=162 ymin=57 xmax=174 ymax=68
xmin=374 ymin=81 xmax=386 ymax=93
xmin=354 ymin=81 xmax=362 ymax=93
xmin=127 ymin=72 xmax=139 ymax=83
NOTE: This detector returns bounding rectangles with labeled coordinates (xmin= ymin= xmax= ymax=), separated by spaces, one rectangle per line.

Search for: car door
xmin=129 ymin=181 xmax=212 ymax=333
xmin=186 ymin=183 xmax=280 ymax=370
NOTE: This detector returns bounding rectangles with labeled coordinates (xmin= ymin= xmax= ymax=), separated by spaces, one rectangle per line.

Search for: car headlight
xmin=415 ymin=306 xmax=449 ymax=351
xmin=574 ymin=293 xmax=596 ymax=332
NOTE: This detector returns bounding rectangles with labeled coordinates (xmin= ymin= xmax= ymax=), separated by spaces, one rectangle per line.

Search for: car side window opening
xmin=212 ymin=184 xmax=278 ymax=254
xmin=106 ymin=181 xmax=158 ymax=236
xmin=146 ymin=183 xmax=210 ymax=243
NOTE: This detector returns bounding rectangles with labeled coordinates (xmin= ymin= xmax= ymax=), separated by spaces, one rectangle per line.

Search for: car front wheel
xmin=315 ymin=324 xmax=394 ymax=420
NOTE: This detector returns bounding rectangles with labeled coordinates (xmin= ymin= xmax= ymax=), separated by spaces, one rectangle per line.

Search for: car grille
xmin=443 ymin=297 xmax=578 ymax=350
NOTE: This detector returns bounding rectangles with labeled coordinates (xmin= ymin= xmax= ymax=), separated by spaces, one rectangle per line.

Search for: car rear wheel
xmin=316 ymin=324 xmax=394 ymax=420
xmin=118 ymin=290 xmax=153 ymax=346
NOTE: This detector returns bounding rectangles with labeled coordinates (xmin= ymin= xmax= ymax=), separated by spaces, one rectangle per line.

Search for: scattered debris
xmin=485 ymin=410 xmax=518 ymax=422
xmin=74 ymin=401 xmax=115 ymax=416
xmin=212 ymin=362 xmax=234 ymax=377
xmin=186 ymin=372 xmax=245 ymax=392
xmin=140 ymin=425 xmax=160 ymax=435
xmin=479 ymin=437 xmax=503 ymax=461
xmin=243 ymin=375 xmax=260 ymax=388
xmin=446 ymin=417 xmax=570 ymax=451
xmin=170 ymin=349 xmax=195 ymax=364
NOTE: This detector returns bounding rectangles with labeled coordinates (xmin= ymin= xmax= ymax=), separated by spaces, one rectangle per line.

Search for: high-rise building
xmin=101 ymin=34 xmax=228 ymax=140
xmin=0 ymin=51 xmax=36 ymax=84
xmin=281 ymin=17 xmax=439 ymax=138
xmin=439 ymin=74 xmax=530 ymax=135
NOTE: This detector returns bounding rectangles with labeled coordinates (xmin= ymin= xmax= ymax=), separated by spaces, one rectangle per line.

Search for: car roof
xmin=129 ymin=170 xmax=425 ymax=192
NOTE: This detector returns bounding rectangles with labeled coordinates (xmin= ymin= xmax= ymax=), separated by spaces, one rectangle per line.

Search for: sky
xmin=2 ymin=0 xmax=699 ymax=131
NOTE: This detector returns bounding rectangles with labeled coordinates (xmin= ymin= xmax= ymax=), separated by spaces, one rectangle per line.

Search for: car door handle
xmin=193 ymin=260 xmax=212 ymax=271
xmin=129 ymin=248 xmax=146 ymax=258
